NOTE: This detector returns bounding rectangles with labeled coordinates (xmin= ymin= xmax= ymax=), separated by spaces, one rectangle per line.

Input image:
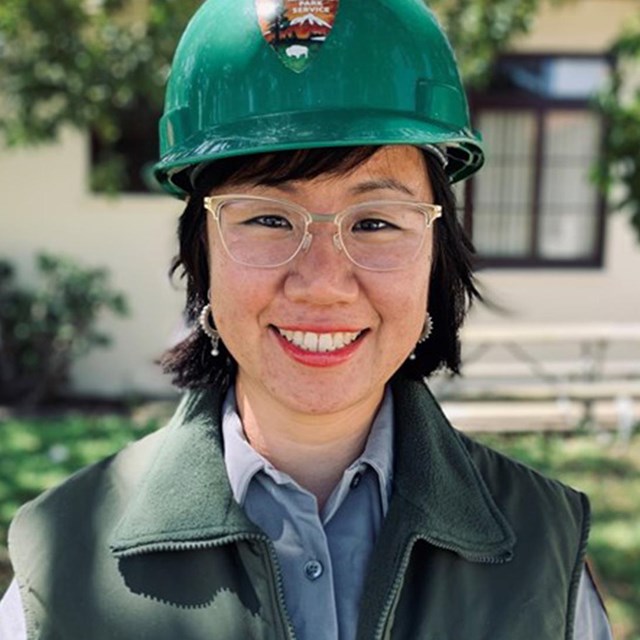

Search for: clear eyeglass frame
xmin=203 ymin=194 xmax=443 ymax=271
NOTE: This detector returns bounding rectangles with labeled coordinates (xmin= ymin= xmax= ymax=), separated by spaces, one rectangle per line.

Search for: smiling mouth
xmin=275 ymin=327 xmax=364 ymax=353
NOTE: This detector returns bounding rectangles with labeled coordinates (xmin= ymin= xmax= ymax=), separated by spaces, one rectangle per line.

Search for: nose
xmin=283 ymin=226 xmax=359 ymax=305
xmin=300 ymin=229 xmax=343 ymax=255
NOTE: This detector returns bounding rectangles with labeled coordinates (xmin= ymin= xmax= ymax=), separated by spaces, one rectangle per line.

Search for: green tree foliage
xmin=595 ymin=18 xmax=640 ymax=242
xmin=431 ymin=0 xmax=543 ymax=85
xmin=0 ymin=253 xmax=128 ymax=404
xmin=0 ymin=0 xmax=555 ymax=190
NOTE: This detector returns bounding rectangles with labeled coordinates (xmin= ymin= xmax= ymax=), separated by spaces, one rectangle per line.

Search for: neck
xmin=234 ymin=378 xmax=384 ymax=510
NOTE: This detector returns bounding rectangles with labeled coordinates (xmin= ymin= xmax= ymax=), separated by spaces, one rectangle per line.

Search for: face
xmin=207 ymin=145 xmax=435 ymax=418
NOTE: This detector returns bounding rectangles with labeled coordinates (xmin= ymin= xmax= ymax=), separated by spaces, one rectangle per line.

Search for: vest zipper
xmin=373 ymin=534 xmax=511 ymax=640
xmin=114 ymin=533 xmax=297 ymax=640
xmin=258 ymin=538 xmax=299 ymax=640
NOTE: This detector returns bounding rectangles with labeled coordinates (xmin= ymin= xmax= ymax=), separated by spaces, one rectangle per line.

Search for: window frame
xmin=464 ymin=53 xmax=612 ymax=270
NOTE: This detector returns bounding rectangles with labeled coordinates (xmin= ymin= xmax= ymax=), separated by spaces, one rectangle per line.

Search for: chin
xmin=268 ymin=375 xmax=384 ymax=417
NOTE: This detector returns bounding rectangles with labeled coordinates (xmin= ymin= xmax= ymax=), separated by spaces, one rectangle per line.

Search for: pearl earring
xmin=199 ymin=303 xmax=220 ymax=357
xmin=409 ymin=313 xmax=433 ymax=361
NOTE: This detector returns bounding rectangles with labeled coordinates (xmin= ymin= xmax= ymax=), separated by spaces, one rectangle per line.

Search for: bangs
xmin=191 ymin=146 xmax=382 ymax=192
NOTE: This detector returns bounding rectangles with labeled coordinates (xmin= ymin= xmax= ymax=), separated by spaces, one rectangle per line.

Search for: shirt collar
xmin=110 ymin=378 xmax=514 ymax=563
xmin=221 ymin=386 xmax=394 ymax=513
xmin=221 ymin=386 xmax=267 ymax=506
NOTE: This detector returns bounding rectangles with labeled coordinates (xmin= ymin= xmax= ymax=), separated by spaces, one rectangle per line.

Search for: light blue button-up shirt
xmin=222 ymin=387 xmax=394 ymax=640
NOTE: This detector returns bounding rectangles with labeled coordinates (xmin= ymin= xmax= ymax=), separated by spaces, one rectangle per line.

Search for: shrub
xmin=0 ymin=253 xmax=128 ymax=404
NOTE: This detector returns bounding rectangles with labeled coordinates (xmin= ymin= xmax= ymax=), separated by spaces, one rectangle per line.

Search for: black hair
xmin=160 ymin=146 xmax=482 ymax=388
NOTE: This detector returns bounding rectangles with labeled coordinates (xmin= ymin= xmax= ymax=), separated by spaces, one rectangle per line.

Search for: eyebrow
xmin=348 ymin=178 xmax=415 ymax=197
xmin=256 ymin=177 xmax=416 ymax=196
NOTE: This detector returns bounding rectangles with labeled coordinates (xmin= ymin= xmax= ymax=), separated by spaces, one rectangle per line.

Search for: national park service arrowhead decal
xmin=257 ymin=0 xmax=339 ymax=72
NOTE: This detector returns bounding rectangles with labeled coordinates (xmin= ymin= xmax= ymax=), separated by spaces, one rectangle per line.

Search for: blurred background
xmin=1 ymin=0 xmax=639 ymax=636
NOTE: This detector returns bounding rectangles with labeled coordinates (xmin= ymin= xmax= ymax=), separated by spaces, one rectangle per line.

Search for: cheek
xmin=208 ymin=238 xmax=244 ymax=326
xmin=207 ymin=229 xmax=250 ymax=301
xmin=408 ymin=277 xmax=430 ymax=327
xmin=409 ymin=242 xmax=433 ymax=306
xmin=371 ymin=266 xmax=430 ymax=328
xmin=399 ymin=255 xmax=432 ymax=334
xmin=207 ymin=245 xmax=280 ymax=340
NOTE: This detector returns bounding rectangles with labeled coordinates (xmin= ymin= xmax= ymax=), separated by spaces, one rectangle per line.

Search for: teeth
xmin=277 ymin=328 xmax=362 ymax=352
xmin=303 ymin=333 xmax=319 ymax=351
xmin=318 ymin=334 xmax=332 ymax=352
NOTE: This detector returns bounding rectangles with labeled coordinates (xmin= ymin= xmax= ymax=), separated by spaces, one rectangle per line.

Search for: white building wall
xmin=1 ymin=0 xmax=638 ymax=397
xmin=515 ymin=0 xmax=638 ymax=53
xmin=469 ymin=0 xmax=640 ymax=327
xmin=470 ymin=213 xmax=640 ymax=324
xmin=0 ymin=129 xmax=183 ymax=397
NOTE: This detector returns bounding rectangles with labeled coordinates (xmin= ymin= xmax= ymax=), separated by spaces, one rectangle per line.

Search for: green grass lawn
xmin=1 ymin=412 xmax=639 ymax=638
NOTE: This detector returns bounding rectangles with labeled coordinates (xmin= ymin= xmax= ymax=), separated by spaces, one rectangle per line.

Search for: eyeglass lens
xmin=216 ymin=198 xmax=433 ymax=270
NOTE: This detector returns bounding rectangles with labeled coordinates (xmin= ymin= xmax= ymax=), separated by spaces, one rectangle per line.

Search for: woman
xmin=3 ymin=0 xmax=611 ymax=638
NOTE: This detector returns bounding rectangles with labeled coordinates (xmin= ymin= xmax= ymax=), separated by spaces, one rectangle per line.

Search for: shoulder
xmin=457 ymin=429 xmax=590 ymax=535
xmin=457 ymin=432 xmax=591 ymax=632
xmin=394 ymin=376 xmax=589 ymax=525
xmin=8 ymin=426 xmax=171 ymax=636
xmin=9 ymin=427 xmax=168 ymax=559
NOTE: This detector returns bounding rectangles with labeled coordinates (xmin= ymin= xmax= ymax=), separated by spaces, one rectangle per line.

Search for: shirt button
xmin=350 ymin=472 xmax=362 ymax=489
xmin=304 ymin=560 xmax=324 ymax=581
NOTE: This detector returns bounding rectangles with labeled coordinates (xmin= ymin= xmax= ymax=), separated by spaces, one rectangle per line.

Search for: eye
xmin=352 ymin=218 xmax=399 ymax=232
xmin=244 ymin=214 xmax=293 ymax=229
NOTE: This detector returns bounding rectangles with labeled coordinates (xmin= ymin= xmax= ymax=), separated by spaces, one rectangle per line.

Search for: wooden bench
xmin=430 ymin=323 xmax=640 ymax=435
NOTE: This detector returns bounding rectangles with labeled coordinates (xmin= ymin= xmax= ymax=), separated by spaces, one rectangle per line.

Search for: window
xmin=90 ymin=100 xmax=162 ymax=194
xmin=464 ymin=55 xmax=611 ymax=268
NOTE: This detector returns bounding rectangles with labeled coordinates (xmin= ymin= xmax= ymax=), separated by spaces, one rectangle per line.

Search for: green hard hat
xmin=154 ymin=0 xmax=484 ymax=197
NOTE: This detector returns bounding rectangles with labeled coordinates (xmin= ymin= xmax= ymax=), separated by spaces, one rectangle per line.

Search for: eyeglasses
xmin=203 ymin=194 xmax=442 ymax=271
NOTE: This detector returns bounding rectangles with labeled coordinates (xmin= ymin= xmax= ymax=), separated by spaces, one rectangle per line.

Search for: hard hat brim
xmin=154 ymin=109 xmax=483 ymax=197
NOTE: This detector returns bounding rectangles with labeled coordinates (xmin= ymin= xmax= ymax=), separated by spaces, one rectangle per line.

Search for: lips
xmin=276 ymin=328 xmax=363 ymax=353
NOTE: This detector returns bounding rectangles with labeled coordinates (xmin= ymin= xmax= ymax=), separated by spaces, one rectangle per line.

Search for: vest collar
xmin=111 ymin=384 xmax=262 ymax=557
xmin=389 ymin=377 xmax=515 ymax=562
xmin=111 ymin=378 xmax=514 ymax=562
